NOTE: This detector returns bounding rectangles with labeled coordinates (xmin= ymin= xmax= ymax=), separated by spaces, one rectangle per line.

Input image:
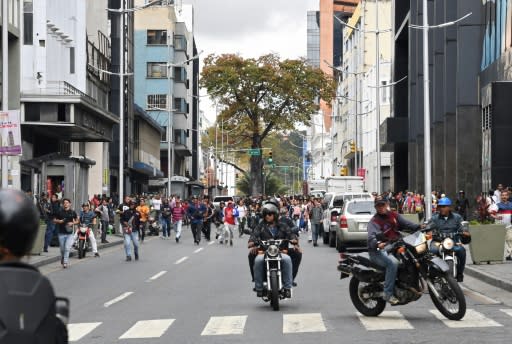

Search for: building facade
xmin=384 ymin=0 xmax=483 ymax=200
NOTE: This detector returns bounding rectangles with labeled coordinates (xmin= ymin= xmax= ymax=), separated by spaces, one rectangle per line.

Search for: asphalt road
xmin=41 ymin=226 xmax=512 ymax=343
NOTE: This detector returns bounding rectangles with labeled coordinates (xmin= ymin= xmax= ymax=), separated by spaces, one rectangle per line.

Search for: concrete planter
xmin=30 ymin=221 xmax=47 ymax=255
xmin=401 ymin=214 xmax=421 ymax=224
xmin=469 ymin=223 xmax=507 ymax=264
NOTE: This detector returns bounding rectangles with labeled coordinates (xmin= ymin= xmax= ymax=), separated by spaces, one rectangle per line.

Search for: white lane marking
xmin=430 ymin=309 xmax=503 ymax=328
xmin=175 ymin=256 xmax=188 ymax=264
xmin=68 ymin=322 xmax=102 ymax=342
xmin=147 ymin=270 xmax=167 ymax=282
xmin=194 ymin=247 xmax=204 ymax=253
xmin=103 ymin=292 xmax=133 ymax=308
xmin=119 ymin=319 xmax=175 ymax=339
xmin=208 ymin=241 xmax=215 ymax=245
xmin=357 ymin=311 xmax=414 ymax=331
xmin=500 ymin=309 xmax=512 ymax=317
xmin=201 ymin=316 xmax=247 ymax=336
xmin=283 ymin=313 xmax=327 ymax=334
xmin=461 ymin=286 xmax=501 ymax=305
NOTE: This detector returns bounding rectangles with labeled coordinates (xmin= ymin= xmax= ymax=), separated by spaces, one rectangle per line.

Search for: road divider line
xmin=194 ymin=248 xmax=204 ymax=253
xmin=147 ymin=271 xmax=167 ymax=282
xmin=175 ymin=256 xmax=188 ymax=265
xmin=104 ymin=292 xmax=133 ymax=308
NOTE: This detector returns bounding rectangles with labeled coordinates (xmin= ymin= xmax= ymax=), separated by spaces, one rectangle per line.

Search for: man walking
xmin=170 ymin=197 xmax=186 ymax=243
xmin=96 ymin=198 xmax=110 ymax=243
xmin=187 ymin=196 xmax=206 ymax=245
xmin=490 ymin=190 xmax=512 ymax=261
xmin=53 ymin=198 xmax=78 ymax=268
xmin=121 ymin=201 xmax=140 ymax=261
xmin=455 ymin=190 xmax=470 ymax=220
xmin=136 ymin=198 xmax=150 ymax=242
xmin=309 ymin=199 xmax=323 ymax=247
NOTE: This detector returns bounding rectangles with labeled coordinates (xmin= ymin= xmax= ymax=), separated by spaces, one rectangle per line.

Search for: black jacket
xmin=249 ymin=221 xmax=297 ymax=249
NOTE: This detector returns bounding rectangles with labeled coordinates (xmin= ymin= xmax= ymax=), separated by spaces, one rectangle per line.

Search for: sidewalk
xmin=24 ymin=234 xmax=125 ymax=268
xmin=465 ymin=248 xmax=512 ymax=292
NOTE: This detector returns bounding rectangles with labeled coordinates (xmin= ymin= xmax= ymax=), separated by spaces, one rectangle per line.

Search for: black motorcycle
xmin=337 ymin=228 xmax=466 ymax=320
xmin=256 ymin=239 xmax=290 ymax=311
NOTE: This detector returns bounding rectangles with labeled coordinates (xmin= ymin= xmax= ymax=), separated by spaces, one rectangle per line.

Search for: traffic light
xmin=340 ymin=167 xmax=348 ymax=176
xmin=350 ymin=142 xmax=356 ymax=153
xmin=268 ymin=150 xmax=273 ymax=164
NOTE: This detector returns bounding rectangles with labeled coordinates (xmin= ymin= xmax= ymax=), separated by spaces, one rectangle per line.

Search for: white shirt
xmin=236 ymin=205 xmax=246 ymax=218
xmin=152 ymin=199 xmax=162 ymax=210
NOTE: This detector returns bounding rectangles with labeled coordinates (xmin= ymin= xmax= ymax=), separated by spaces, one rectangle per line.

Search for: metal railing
xmin=23 ymin=81 xmax=97 ymax=105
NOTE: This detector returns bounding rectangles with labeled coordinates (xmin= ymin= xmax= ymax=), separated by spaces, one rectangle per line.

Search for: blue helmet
xmin=438 ymin=197 xmax=452 ymax=206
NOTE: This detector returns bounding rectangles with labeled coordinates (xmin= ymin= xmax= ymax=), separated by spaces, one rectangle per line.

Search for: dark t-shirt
xmin=55 ymin=208 xmax=78 ymax=234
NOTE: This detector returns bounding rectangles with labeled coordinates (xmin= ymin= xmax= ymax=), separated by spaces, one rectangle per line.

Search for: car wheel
xmin=336 ymin=236 xmax=346 ymax=253
xmin=329 ymin=230 xmax=336 ymax=247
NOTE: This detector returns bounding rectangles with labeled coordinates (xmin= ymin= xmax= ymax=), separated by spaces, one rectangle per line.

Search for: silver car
xmin=335 ymin=199 xmax=376 ymax=252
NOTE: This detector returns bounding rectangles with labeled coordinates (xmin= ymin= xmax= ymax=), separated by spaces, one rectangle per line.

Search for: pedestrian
xmin=170 ymin=197 xmax=186 ymax=243
xmin=53 ymin=198 xmax=78 ymax=268
xmin=187 ymin=196 xmax=206 ymax=245
xmin=490 ymin=190 xmax=512 ymax=261
xmin=214 ymin=201 xmax=226 ymax=241
xmin=309 ymin=199 xmax=323 ymax=247
xmin=121 ymin=201 xmax=140 ymax=261
xmin=236 ymin=199 xmax=247 ymax=237
xmin=223 ymin=200 xmax=238 ymax=246
xmin=77 ymin=203 xmax=100 ymax=257
xmin=38 ymin=192 xmax=53 ymax=253
xmin=95 ymin=198 xmax=110 ymax=243
xmin=202 ymin=198 xmax=214 ymax=241
xmin=455 ymin=190 xmax=470 ymax=220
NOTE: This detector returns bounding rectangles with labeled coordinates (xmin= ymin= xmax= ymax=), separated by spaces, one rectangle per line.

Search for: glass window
xmin=69 ymin=47 xmax=75 ymax=74
xmin=174 ymin=35 xmax=187 ymax=51
xmin=174 ymin=67 xmax=187 ymax=82
xmin=346 ymin=201 xmax=375 ymax=215
xmin=147 ymin=94 xmax=167 ymax=110
xmin=23 ymin=1 xmax=33 ymax=45
xmin=147 ymin=62 xmax=167 ymax=78
xmin=147 ymin=30 xmax=167 ymax=45
xmin=174 ymin=97 xmax=188 ymax=113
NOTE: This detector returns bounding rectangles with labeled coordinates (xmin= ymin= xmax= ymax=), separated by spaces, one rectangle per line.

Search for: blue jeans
xmin=124 ymin=231 xmax=140 ymax=257
xmin=430 ymin=243 xmax=466 ymax=275
xmin=58 ymin=234 xmax=74 ymax=264
xmin=311 ymin=223 xmax=321 ymax=242
xmin=253 ymin=253 xmax=293 ymax=290
xmin=369 ymin=250 xmax=399 ymax=298
xmin=162 ymin=218 xmax=171 ymax=237
xmin=44 ymin=220 xmax=55 ymax=250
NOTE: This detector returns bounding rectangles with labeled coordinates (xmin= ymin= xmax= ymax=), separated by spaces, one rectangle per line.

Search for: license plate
xmin=358 ymin=223 xmax=368 ymax=231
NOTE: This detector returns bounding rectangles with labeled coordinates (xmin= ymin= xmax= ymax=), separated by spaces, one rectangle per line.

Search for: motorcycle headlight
xmin=442 ymin=238 xmax=454 ymax=250
xmin=80 ymin=227 xmax=87 ymax=233
xmin=267 ymin=245 xmax=279 ymax=257
xmin=415 ymin=242 xmax=428 ymax=254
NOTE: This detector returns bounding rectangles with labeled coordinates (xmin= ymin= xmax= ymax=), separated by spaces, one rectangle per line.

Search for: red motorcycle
xmin=76 ymin=225 xmax=91 ymax=259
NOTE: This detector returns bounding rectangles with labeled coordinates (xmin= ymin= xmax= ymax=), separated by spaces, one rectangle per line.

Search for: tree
xmin=236 ymin=172 xmax=287 ymax=196
xmin=201 ymin=53 xmax=335 ymax=196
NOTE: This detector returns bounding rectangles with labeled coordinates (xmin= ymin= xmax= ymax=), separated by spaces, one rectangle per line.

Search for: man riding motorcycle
xmin=428 ymin=197 xmax=470 ymax=282
xmin=367 ymin=197 xmax=422 ymax=305
xmin=248 ymin=199 xmax=298 ymax=298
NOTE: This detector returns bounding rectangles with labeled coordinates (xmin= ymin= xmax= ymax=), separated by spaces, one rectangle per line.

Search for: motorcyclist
xmin=278 ymin=206 xmax=302 ymax=286
xmin=0 ymin=189 xmax=68 ymax=343
xmin=248 ymin=199 xmax=297 ymax=298
xmin=367 ymin=197 xmax=421 ymax=305
xmin=428 ymin=197 xmax=470 ymax=282
xmin=76 ymin=203 xmax=100 ymax=257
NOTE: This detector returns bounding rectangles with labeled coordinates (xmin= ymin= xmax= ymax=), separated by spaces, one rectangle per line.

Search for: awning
xmin=132 ymin=161 xmax=164 ymax=178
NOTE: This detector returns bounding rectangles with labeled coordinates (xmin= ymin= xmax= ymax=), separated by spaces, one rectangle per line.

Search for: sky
xmin=181 ymin=0 xmax=320 ymax=121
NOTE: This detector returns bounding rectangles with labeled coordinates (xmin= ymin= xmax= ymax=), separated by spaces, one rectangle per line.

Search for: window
xmin=70 ymin=47 xmax=75 ymax=74
xmin=23 ymin=1 xmax=33 ymax=45
xmin=174 ymin=35 xmax=187 ymax=51
xmin=381 ymin=81 xmax=388 ymax=102
xmin=147 ymin=94 xmax=167 ymax=110
xmin=174 ymin=97 xmax=188 ymax=113
xmin=147 ymin=30 xmax=167 ymax=45
xmin=174 ymin=67 xmax=187 ymax=82
xmin=147 ymin=62 xmax=167 ymax=78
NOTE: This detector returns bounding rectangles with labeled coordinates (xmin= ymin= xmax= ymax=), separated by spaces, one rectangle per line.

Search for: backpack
xmin=0 ymin=262 xmax=68 ymax=344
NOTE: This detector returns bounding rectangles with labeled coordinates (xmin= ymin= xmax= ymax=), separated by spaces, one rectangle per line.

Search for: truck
xmin=306 ymin=179 xmax=327 ymax=197
xmin=325 ymin=176 xmax=364 ymax=194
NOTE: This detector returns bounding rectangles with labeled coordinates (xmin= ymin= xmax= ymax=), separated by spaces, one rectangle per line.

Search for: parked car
xmin=321 ymin=192 xmax=372 ymax=246
xmin=335 ymin=199 xmax=375 ymax=252
xmin=212 ymin=195 xmax=238 ymax=209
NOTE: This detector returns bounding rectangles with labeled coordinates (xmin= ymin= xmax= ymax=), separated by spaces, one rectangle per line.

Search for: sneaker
xmin=61 ymin=257 xmax=64 ymax=266
xmin=63 ymin=263 xmax=68 ymax=269
xmin=506 ymin=256 xmax=512 ymax=261
xmin=386 ymin=295 xmax=400 ymax=305
xmin=135 ymin=253 xmax=139 ymax=261
xmin=256 ymin=290 xmax=264 ymax=297
xmin=126 ymin=256 xmax=132 ymax=262
xmin=101 ymin=240 xmax=109 ymax=244
xmin=230 ymin=240 xmax=233 ymax=247
xmin=176 ymin=238 xmax=179 ymax=243
xmin=456 ymin=274 xmax=464 ymax=283
xmin=94 ymin=252 xmax=100 ymax=257
xmin=292 ymin=281 xmax=298 ymax=287
xmin=284 ymin=289 xmax=292 ymax=298
xmin=43 ymin=248 xmax=48 ymax=253
xmin=313 ymin=241 xmax=318 ymax=247
xmin=219 ymin=240 xmax=224 ymax=245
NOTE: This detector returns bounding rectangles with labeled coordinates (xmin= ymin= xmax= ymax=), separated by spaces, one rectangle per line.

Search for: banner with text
xmin=0 ymin=110 xmax=22 ymax=155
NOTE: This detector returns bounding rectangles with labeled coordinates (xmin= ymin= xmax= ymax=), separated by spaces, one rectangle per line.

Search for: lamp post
xmin=1 ymin=0 xmax=8 ymax=188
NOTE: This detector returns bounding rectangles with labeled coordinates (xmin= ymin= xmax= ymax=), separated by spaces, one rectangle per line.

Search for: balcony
xmin=21 ymin=81 xmax=119 ymax=142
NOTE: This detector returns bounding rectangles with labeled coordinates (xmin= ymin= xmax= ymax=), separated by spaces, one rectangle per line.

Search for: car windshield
xmin=346 ymin=201 xmax=375 ymax=215
xmin=214 ymin=196 xmax=233 ymax=203
xmin=333 ymin=196 xmax=344 ymax=207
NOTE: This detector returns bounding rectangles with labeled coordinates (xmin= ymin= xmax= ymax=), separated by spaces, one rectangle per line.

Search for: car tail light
xmin=339 ymin=215 xmax=348 ymax=229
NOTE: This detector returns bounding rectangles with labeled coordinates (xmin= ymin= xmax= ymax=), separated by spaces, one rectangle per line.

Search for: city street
xmin=41 ymin=227 xmax=512 ymax=344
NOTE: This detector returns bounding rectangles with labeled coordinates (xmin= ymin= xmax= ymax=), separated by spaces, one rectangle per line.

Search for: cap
xmin=374 ymin=197 xmax=388 ymax=206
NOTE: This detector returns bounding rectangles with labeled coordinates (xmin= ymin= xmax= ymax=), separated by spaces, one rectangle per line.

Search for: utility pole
xmin=375 ymin=0 xmax=381 ymax=194
xmin=422 ymin=0 xmax=432 ymax=219
xmin=1 ymin=0 xmax=8 ymax=188
xmin=118 ymin=0 xmax=125 ymax=204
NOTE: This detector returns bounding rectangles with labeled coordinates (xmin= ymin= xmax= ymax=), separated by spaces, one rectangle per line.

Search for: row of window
xmin=146 ymin=30 xmax=187 ymax=51
xmin=146 ymin=95 xmax=189 ymax=113
xmin=146 ymin=63 xmax=188 ymax=81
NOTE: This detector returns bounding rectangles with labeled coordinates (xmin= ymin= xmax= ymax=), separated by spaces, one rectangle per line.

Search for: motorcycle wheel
xmin=428 ymin=273 xmax=466 ymax=320
xmin=270 ymin=270 xmax=280 ymax=311
xmin=349 ymin=277 xmax=386 ymax=317
xmin=446 ymin=260 xmax=456 ymax=279
xmin=78 ymin=239 xmax=85 ymax=259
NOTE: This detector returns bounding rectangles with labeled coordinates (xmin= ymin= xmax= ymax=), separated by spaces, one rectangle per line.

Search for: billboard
xmin=0 ymin=110 xmax=22 ymax=155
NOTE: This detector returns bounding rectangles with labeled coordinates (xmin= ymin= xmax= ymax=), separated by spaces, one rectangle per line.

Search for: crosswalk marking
xmin=68 ymin=322 xmax=102 ymax=342
xmin=119 ymin=319 xmax=175 ymax=339
xmin=357 ymin=311 xmax=414 ymax=331
xmin=104 ymin=292 xmax=133 ymax=308
xmin=201 ymin=316 xmax=247 ymax=336
xmin=283 ymin=313 xmax=327 ymax=333
xmin=429 ymin=309 xmax=503 ymax=328
xmin=500 ymin=309 xmax=512 ymax=317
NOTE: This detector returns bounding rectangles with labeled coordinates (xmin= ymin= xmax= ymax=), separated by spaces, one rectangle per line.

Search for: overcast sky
xmin=182 ymin=0 xmax=320 ymax=121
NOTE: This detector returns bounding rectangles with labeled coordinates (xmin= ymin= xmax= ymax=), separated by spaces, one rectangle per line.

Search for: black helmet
xmin=0 ymin=189 xmax=40 ymax=257
xmin=262 ymin=198 xmax=279 ymax=219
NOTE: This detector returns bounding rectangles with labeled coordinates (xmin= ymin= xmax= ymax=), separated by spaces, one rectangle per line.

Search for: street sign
xmin=248 ymin=149 xmax=261 ymax=156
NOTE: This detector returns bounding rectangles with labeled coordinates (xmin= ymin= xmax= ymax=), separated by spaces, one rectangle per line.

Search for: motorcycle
xmin=147 ymin=215 xmax=162 ymax=236
xmin=256 ymin=239 xmax=291 ymax=311
xmin=431 ymin=230 xmax=464 ymax=279
xmin=337 ymin=228 xmax=466 ymax=320
xmin=76 ymin=225 xmax=91 ymax=259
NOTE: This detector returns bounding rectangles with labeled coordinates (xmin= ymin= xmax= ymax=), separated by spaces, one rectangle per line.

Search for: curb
xmin=31 ymin=236 xmax=125 ymax=268
xmin=464 ymin=265 xmax=512 ymax=293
